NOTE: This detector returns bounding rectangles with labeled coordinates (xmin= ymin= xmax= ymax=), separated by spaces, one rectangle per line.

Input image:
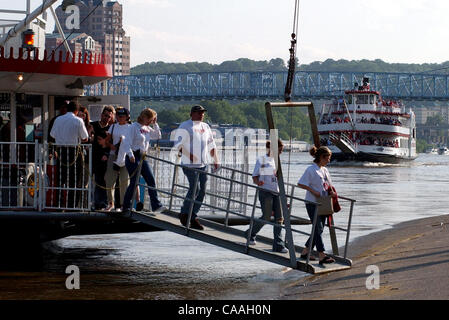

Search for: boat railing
xmin=134 ymin=153 xmax=357 ymax=262
xmin=41 ymin=143 xmax=93 ymax=212
xmin=0 ymin=141 xmax=40 ymax=209
xmin=0 ymin=142 xmax=92 ymax=212
xmin=146 ymin=146 xmax=250 ymax=214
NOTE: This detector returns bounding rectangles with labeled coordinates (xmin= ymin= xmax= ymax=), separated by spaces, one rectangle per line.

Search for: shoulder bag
xmin=317 ymin=195 xmax=334 ymax=216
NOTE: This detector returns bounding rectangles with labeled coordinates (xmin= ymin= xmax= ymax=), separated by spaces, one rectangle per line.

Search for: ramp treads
xmin=125 ymin=210 xmax=352 ymax=274
xmin=330 ymin=138 xmax=356 ymax=154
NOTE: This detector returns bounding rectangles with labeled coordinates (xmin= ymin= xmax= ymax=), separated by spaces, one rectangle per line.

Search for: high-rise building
xmin=53 ymin=0 xmax=130 ymax=76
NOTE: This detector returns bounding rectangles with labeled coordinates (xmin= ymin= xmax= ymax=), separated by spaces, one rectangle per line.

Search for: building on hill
xmin=54 ymin=0 xmax=130 ymax=76
xmin=414 ymin=105 xmax=449 ymax=125
xmin=414 ymin=105 xmax=449 ymax=145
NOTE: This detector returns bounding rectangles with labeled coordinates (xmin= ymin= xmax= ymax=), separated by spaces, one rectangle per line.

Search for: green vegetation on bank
xmin=416 ymin=139 xmax=431 ymax=153
xmin=131 ymin=58 xmax=449 ymax=75
xmin=152 ymin=100 xmax=312 ymax=142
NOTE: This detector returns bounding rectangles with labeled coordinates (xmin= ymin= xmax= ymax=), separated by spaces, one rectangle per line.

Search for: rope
xmin=82 ymin=153 xmax=142 ymax=191
xmin=49 ymin=144 xmax=141 ymax=191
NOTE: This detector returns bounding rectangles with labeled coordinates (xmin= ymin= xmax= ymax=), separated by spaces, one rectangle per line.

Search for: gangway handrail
xmin=132 ymin=153 xmax=356 ymax=267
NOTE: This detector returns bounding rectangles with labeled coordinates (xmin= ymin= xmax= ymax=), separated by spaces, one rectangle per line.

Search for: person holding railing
xmin=244 ymin=139 xmax=288 ymax=253
xmin=297 ymin=146 xmax=336 ymax=264
xmin=50 ymin=101 xmax=89 ymax=209
xmin=175 ymin=105 xmax=219 ymax=231
xmin=115 ymin=108 xmax=166 ymax=213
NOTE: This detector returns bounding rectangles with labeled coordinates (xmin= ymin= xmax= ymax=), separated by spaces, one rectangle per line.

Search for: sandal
xmin=300 ymin=253 xmax=316 ymax=261
xmin=319 ymin=256 xmax=336 ymax=264
xmin=104 ymin=204 xmax=115 ymax=212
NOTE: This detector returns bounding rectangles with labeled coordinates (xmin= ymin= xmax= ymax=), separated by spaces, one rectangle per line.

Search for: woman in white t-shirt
xmin=297 ymin=146 xmax=336 ymax=264
xmin=104 ymin=107 xmax=131 ymax=211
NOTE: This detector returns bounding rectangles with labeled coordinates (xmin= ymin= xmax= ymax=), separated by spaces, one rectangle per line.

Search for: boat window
xmin=0 ymin=93 xmax=11 ymax=143
xmin=356 ymin=95 xmax=368 ymax=104
xmin=369 ymin=95 xmax=375 ymax=104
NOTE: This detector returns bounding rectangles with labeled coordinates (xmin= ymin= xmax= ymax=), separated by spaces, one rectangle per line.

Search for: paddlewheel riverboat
xmin=0 ymin=1 xmax=141 ymax=265
xmin=318 ymin=77 xmax=417 ymax=163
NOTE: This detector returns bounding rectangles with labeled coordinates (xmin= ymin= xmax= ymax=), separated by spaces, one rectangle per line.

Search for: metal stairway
xmin=329 ymin=132 xmax=356 ymax=154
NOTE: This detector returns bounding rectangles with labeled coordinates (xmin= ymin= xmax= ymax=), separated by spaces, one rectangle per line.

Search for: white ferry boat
xmin=318 ymin=78 xmax=417 ymax=163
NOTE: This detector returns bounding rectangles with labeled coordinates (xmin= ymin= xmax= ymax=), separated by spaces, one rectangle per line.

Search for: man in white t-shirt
xmin=50 ymin=101 xmax=88 ymax=208
xmin=174 ymin=105 xmax=219 ymax=230
xmin=244 ymin=139 xmax=287 ymax=253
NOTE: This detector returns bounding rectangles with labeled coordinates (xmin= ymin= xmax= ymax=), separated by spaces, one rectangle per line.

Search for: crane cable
xmin=285 ymin=0 xmax=301 ymax=187
xmin=284 ymin=0 xmax=301 ymax=103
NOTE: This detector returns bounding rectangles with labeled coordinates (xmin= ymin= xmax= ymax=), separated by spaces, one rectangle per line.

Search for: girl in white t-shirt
xmin=297 ymin=146 xmax=336 ymax=264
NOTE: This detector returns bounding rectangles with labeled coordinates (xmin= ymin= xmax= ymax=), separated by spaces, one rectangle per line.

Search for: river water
xmin=1 ymin=152 xmax=448 ymax=300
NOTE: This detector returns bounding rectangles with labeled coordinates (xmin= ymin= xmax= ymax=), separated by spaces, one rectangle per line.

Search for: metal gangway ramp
xmin=120 ymin=154 xmax=356 ymax=275
xmin=329 ymin=132 xmax=357 ymax=154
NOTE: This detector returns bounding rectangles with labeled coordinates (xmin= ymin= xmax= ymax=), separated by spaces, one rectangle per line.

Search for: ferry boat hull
xmin=330 ymin=151 xmax=417 ymax=164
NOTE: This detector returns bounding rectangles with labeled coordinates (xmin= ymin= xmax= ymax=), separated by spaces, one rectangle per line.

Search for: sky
xmin=2 ymin=0 xmax=449 ymax=67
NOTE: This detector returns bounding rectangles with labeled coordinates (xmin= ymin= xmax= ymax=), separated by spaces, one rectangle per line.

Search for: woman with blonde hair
xmin=297 ymin=145 xmax=336 ymax=264
xmin=115 ymin=107 xmax=165 ymax=213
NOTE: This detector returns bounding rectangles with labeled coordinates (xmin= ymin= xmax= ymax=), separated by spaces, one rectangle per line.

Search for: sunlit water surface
xmin=1 ymin=153 xmax=448 ymax=299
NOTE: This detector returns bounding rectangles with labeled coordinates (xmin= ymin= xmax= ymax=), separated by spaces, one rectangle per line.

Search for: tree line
xmin=150 ymin=100 xmax=312 ymax=142
xmin=131 ymin=58 xmax=449 ymax=75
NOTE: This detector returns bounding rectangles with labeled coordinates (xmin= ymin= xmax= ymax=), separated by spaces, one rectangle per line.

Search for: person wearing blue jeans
xmin=244 ymin=139 xmax=287 ymax=253
xmin=115 ymin=108 xmax=165 ymax=213
xmin=298 ymin=145 xmax=336 ymax=264
xmin=122 ymin=150 xmax=162 ymax=211
xmin=180 ymin=166 xmax=208 ymax=221
xmin=304 ymin=203 xmax=327 ymax=253
xmin=247 ymin=189 xmax=285 ymax=252
xmin=175 ymin=105 xmax=219 ymax=230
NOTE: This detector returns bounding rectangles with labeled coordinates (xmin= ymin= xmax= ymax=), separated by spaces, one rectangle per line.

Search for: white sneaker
xmin=248 ymin=239 xmax=256 ymax=246
xmin=153 ymin=206 xmax=167 ymax=213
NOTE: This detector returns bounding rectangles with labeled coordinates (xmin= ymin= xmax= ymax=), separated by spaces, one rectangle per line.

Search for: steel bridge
xmin=84 ymin=71 xmax=449 ymax=101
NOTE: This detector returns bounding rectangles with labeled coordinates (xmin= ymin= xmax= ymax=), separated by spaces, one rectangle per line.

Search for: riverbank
xmin=280 ymin=214 xmax=449 ymax=299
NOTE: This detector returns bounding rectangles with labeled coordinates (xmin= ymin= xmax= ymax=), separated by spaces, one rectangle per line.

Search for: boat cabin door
xmin=0 ymin=93 xmax=46 ymax=163
xmin=78 ymin=95 xmax=130 ymax=122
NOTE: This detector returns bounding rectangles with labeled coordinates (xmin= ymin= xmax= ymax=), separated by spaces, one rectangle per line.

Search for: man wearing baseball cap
xmin=174 ymin=105 xmax=219 ymax=230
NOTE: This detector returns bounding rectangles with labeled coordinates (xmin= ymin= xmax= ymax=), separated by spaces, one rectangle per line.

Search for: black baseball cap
xmin=191 ymin=105 xmax=207 ymax=113
xmin=116 ymin=107 xmax=130 ymax=116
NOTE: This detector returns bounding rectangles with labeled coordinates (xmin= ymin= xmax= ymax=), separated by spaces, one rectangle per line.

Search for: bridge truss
xmin=85 ymin=71 xmax=449 ymax=101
